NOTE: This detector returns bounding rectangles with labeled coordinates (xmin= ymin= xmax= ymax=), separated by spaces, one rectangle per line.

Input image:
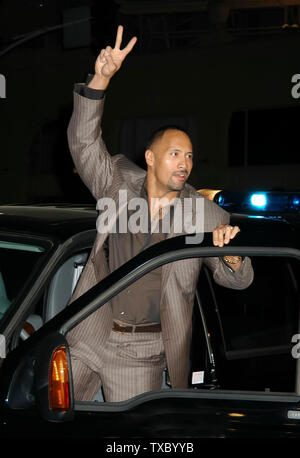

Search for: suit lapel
xmin=93 ymin=176 xmax=146 ymax=259
xmin=161 ymin=186 xmax=194 ymax=301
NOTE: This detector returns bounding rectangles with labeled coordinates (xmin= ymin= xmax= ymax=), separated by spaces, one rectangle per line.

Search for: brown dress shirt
xmin=108 ymin=182 xmax=177 ymax=325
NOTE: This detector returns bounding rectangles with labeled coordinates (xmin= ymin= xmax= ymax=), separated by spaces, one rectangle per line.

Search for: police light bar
xmin=214 ymin=191 xmax=300 ymax=213
xmin=250 ymin=193 xmax=267 ymax=208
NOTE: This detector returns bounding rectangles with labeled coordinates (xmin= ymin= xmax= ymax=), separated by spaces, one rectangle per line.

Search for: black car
xmin=0 ymin=203 xmax=300 ymax=438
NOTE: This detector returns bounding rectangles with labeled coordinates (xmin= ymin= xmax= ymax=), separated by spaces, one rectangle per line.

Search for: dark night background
xmin=1 ymin=0 xmax=300 ymax=205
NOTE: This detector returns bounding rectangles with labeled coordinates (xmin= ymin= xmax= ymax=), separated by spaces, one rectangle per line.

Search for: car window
xmin=44 ymin=250 xmax=89 ymax=322
xmin=19 ymin=249 xmax=91 ymax=341
xmin=212 ymin=257 xmax=298 ymax=352
xmin=201 ymin=256 xmax=300 ymax=392
xmin=0 ymin=240 xmax=46 ymax=321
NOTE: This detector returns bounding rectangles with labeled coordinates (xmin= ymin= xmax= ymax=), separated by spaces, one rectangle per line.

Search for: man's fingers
xmin=96 ymin=26 xmax=136 ymax=79
xmin=213 ymin=225 xmax=224 ymax=246
xmin=114 ymin=24 xmax=137 ymax=53
xmin=104 ymin=45 xmax=112 ymax=56
xmin=230 ymin=226 xmax=240 ymax=238
xmin=213 ymin=224 xmax=241 ymax=246
xmin=122 ymin=36 xmax=137 ymax=57
xmin=115 ymin=25 xmax=123 ymax=49
xmin=105 ymin=52 xmax=117 ymax=73
xmin=99 ymin=48 xmax=106 ymax=63
xmin=224 ymin=225 xmax=232 ymax=244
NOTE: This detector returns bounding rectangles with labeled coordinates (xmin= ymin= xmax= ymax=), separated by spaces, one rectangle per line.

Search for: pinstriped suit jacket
xmin=66 ymin=90 xmax=254 ymax=389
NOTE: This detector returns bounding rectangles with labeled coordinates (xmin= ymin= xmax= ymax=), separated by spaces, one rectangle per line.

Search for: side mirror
xmin=6 ymin=332 xmax=74 ymax=422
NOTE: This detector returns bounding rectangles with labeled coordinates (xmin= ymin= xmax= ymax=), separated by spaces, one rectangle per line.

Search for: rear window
xmin=0 ymin=239 xmax=48 ymax=320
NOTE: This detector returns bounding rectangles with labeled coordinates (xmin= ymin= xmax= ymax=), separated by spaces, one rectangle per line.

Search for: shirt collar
xmin=140 ymin=177 xmax=183 ymax=201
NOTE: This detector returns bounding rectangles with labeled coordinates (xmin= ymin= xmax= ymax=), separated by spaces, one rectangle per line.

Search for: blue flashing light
xmin=218 ymin=194 xmax=225 ymax=206
xmin=250 ymin=193 xmax=267 ymax=208
xmin=293 ymin=197 xmax=300 ymax=206
xmin=215 ymin=190 xmax=300 ymax=213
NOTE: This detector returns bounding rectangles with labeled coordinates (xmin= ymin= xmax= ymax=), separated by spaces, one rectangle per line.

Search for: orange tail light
xmin=49 ymin=345 xmax=70 ymax=411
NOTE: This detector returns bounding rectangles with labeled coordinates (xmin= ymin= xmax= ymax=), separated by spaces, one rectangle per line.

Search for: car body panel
xmin=1 ymin=203 xmax=300 ymax=437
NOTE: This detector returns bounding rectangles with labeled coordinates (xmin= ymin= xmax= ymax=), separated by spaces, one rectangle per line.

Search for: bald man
xmin=66 ymin=26 xmax=254 ymax=402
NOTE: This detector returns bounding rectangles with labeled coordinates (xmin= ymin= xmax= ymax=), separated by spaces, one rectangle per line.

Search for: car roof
xmin=0 ymin=204 xmax=97 ymax=242
xmin=0 ymin=203 xmax=298 ymax=249
xmin=229 ymin=212 xmax=300 ymax=248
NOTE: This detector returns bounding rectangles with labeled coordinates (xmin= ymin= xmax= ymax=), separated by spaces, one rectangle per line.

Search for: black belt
xmin=112 ymin=321 xmax=161 ymax=333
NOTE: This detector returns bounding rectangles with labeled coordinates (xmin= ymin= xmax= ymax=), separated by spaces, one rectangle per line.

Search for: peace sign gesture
xmin=90 ymin=25 xmax=137 ymax=89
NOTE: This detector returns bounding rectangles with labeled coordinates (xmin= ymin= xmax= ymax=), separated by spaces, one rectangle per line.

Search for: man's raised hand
xmin=89 ymin=25 xmax=137 ymax=90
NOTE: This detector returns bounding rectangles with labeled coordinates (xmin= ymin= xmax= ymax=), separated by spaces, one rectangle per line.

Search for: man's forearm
xmin=67 ymin=91 xmax=113 ymax=200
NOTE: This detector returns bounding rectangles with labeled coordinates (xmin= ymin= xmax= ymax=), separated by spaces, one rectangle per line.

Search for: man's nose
xmin=178 ymin=156 xmax=189 ymax=171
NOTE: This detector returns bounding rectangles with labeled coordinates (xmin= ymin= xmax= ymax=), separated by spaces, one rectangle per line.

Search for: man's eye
xmin=171 ymin=152 xmax=177 ymax=156
xmin=186 ymin=154 xmax=193 ymax=159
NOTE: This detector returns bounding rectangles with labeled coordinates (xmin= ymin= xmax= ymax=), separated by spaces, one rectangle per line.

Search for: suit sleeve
xmin=67 ymin=88 xmax=114 ymax=201
xmin=202 ymin=199 xmax=254 ymax=290
xmin=204 ymin=256 xmax=254 ymax=290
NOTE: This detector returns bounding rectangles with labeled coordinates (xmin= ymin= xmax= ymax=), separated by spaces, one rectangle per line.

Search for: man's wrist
xmin=88 ymin=73 xmax=110 ymax=90
xmin=222 ymin=255 xmax=244 ymax=273
xmin=74 ymin=83 xmax=105 ymax=100
xmin=222 ymin=256 xmax=243 ymax=265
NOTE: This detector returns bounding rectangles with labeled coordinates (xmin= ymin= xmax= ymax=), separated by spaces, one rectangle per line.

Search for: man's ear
xmin=145 ymin=149 xmax=154 ymax=167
